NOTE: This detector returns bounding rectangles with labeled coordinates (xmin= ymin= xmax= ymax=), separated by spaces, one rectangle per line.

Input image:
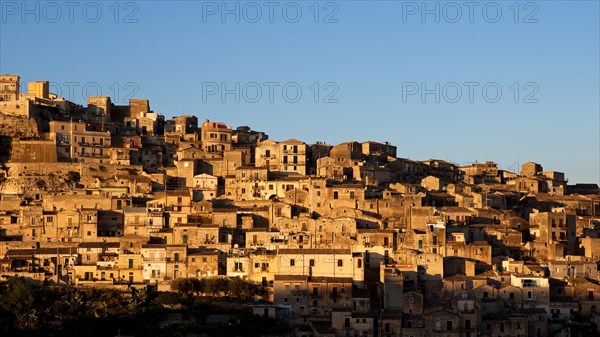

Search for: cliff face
xmin=0 ymin=176 xmax=72 ymax=194
xmin=0 ymin=100 xmax=60 ymax=139
xmin=0 ymin=114 xmax=41 ymax=138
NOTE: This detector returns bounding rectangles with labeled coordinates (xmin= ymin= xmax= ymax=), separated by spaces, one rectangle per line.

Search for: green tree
xmin=128 ymin=287 xmax=149 ymax=314
xmin=66 ymin=171 xmax=81 ymax=188
xmin=229 ymin=277 xmax=252 ymax=300
xmin=0 ymin=277 xmax=36 ymax=329
xmin=0 ymin=277 xmax=34 ymax=315
xmin=171 ymin=278 xmax=193 ymax=296
xmin=205 ymin=278 xmax=229 ymax=297
xmin=190 ymin=278 xmax=205 ymax=296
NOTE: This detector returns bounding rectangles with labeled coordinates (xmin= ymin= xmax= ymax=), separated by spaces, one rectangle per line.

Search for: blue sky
xmin=1 ymin=0 xmax=599 ymax=183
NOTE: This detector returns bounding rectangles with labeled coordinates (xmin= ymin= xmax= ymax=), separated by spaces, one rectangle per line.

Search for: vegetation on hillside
xmin=0 ymin=277 xmax=285 ymax=337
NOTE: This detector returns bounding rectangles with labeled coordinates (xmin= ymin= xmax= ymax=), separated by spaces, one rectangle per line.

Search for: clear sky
xmin=1 ymin=0 xmax=599 ymax=184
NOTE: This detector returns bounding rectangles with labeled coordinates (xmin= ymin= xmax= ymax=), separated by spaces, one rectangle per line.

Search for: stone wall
xmin=0 ymin=99 xmax=31 ymax=118
xmin=9 ymin=139 xmax=58 ymax=162
xmin=6 ymin=162 xmax=143 ymax=179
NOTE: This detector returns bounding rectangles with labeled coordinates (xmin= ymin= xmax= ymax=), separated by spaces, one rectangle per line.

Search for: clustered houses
xmin=1 ymin=74 xmax=600 ymax=336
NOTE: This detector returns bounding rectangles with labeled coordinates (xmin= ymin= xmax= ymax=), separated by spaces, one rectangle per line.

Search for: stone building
xmin=201 ymin=120 xmax=232 ymax=154
xmin=0 ymin=74 xmax=20 ymax=101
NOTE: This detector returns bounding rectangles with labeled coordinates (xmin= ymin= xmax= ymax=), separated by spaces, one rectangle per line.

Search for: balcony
xmin=78 ymin=152 xmax=110 ymax=158
xmin=97 ymin=265 xmax=118 ymax=270
xmin=282 ymin=149 xmax=305 ymax=155
xmin=80 ymin=141 xmax=106 ymax=147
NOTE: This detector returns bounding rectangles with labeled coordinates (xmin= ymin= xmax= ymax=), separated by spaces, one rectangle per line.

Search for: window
xmin=446 ymin=321 xmax=452 ymax=330
xmin=309 ymin=259 xmax=315 ymax=267
xmin=337 ymin=259 xmax=343 ymax=267
xmin=333 ymin=191 xmax=338 ymax=199
xmin=290 ymin=259 xmax=295 ymax=266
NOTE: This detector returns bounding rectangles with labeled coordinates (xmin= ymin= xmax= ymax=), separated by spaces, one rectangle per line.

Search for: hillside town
xmin=1 ymin=74 xmax=600 ymax=337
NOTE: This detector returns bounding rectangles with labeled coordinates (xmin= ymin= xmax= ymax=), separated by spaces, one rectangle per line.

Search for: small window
xmin=337 ymin=259 xmax=343 ymax=267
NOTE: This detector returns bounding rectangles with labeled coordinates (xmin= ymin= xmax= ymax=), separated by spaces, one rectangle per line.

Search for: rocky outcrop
xmin=0 ymin=114 xmax=41 ymax=138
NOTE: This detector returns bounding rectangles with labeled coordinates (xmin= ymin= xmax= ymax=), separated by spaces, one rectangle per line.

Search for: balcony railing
xmin=78 ymin=152 xmax=110 ymax=158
